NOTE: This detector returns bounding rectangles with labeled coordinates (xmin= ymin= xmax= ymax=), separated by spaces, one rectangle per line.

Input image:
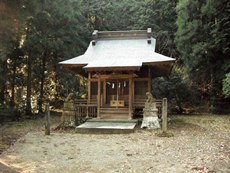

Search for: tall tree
xmin=223 ymin=73 xmax=230 ymax=98
xmin=176 ymin=0 xmax=230 ymax=109
xmin=84 ymin=0 xmax=140 ymax=31
xmin=22 ymin=0 xmax=90 ymax=112
xmin=0 ymin=0 xmax=38 ymax=109
xmin=134 ymin=0 xmax=179 ymax=57
xmin=0 ymin=0 xmax=18 ymax=107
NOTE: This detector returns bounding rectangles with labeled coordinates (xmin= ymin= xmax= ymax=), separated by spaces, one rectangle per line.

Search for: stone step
xmin=76 ymin=120 xmax=138 ymax=134
xmin=87 ymin=118 xmax=139 ymax=123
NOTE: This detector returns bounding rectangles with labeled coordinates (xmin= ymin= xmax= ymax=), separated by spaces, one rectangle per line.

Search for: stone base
xmin=61 ymin=111 xmax=76 ymax=126
xmin=141 ymin=116 xmax=160 ymax=129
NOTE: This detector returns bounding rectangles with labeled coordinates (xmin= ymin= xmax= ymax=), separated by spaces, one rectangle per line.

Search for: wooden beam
xmin=97 ymin=30 xmax=147 ymax=39
xmin=97 ymin=78 xmax=101 ymax=118
xmin=133 ymin=77 xmax=150 ymax=81
xmin=89 ymin=78 xmax=98 ymax=82
xmin=85 ymin=67 xmax=140 ymax=72
xmin=94 ymin=74 xmax=137 ymax=79
xmin=143 ymin=61 xmax=174 ymax=66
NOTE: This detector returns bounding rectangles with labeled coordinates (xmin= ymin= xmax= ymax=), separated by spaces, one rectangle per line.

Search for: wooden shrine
xmin=59 ymin=28 xmax=175 ymax=119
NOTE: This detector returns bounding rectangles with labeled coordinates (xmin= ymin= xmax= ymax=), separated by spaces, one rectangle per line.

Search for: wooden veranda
xmin=66 ymin=98 xmax=165 ymax=120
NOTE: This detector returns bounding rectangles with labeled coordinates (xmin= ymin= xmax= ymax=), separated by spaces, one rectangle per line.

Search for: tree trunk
xmin=0 ymin=59 xmax=7 ymax=106
xmin=45 ymin=103 xmax=51 ymax=135
xmin=175 ymin=94 xmax=183 ymax=113
xmin=38 ymin=51 xmax=47 ymax=113
xmin=10 ymin=56 xmax=17 ymax=108
xmin=53 ymin=53 xmax=58 ymax=101
xmin=26 ymin=51 xmax=32 ymax=115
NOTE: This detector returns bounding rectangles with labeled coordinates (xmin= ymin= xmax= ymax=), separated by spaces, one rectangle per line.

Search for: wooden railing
xmin=74 ymin=99 xmax=97 ymax=118
xmin=63 ymin=99 xmax=97 ymax=118
xmin=75 ymin=104 xmax=97 ymax=118
xmin=64 ymin=98 xmax=166 ymax=119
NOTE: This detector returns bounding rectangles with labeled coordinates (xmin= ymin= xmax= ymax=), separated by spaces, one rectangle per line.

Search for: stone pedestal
xmin=141 ymin=99 xmax=160 ymax=129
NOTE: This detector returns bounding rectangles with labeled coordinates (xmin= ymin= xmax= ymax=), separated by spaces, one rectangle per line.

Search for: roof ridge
xmin=92 ymin=28 xmax=152 ymax=40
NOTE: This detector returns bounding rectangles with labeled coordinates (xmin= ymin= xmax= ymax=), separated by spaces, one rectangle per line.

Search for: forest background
xmin=0 ymin=0 xmax=229 ymax=118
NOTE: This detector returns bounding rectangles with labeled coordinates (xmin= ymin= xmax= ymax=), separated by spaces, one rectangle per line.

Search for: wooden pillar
xmin=132 ymin=79 xmax=135 ymax=103
xmin=148 ymin=77 xmax=152 ymax=93
xmin=148 ymin=67 xmax=152 ymax=93
xmin=88 ymin=72 xmax=91 ymax=103
xmin=103 ymin=80 xmax=106 ymax=105
xmin=129 ymin=78 xmax=133 ymax=119
xmin=97 ymin=77 xmax=101 ymax=118
xmin=87 ymin=73 xmax=91 ymax=119
xmin=162 ymin=98 xmax=168 ymax=132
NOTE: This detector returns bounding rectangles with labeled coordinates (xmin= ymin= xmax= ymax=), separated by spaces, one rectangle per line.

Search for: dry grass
xmin=169 ymin=114 xmax=230 ymax=131
xmin=0 ymin=114 xmax=61 ymax=154
xmin=0 ymin=114 xmax=229 ymax=173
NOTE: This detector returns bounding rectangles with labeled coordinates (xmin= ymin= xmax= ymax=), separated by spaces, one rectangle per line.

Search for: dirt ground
xmin=0 ymin=115 xmax=230 ymax=173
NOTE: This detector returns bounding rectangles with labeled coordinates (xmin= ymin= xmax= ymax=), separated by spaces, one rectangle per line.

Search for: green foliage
xmin=223 ymin=73 xmax=230 ymax=98
xmin=0 ymin=0 xmax=91 ymax=112
xmin=176 ymin=0 xmax=230 ymax=102
xmin=134 ymin=0 xmax=178 ymax=57
xmin=152 ymin=67 xmax=191 ymax=109
xmin=84 ymin=0 xmax=141 ymax=31
xmin=22 ymin=0 xmax=91 ymax=111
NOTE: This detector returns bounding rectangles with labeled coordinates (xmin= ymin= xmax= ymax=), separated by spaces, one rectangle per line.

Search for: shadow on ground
xmin=0 ymin=162 xmax=20 ymax=173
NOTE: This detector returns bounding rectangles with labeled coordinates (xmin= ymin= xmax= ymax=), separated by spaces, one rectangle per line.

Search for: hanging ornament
xmin=118 ymin=82 xmax=121 ymax=88
xmin=112 ymin=83 xmax=114 ymax=89
xmin=124 ymin=81 xmax=126 ymax=87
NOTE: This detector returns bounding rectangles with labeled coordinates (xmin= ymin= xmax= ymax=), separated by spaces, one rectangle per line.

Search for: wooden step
xmin=99 ymin=108 xmax=132 ymax=119
xmin=100 ymin=108 xmax=129 ymax=111
xmin=100 ymin=108 xmax=130 ymax=114
xmin=100 ymin=115 xmax=130 ymax=119
xmin=100 ymin=108 xmax=129 ymax=113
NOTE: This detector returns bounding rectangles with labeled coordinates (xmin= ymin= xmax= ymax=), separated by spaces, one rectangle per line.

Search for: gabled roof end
xmin=147 ymin=28 xmax=152 ymax=38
